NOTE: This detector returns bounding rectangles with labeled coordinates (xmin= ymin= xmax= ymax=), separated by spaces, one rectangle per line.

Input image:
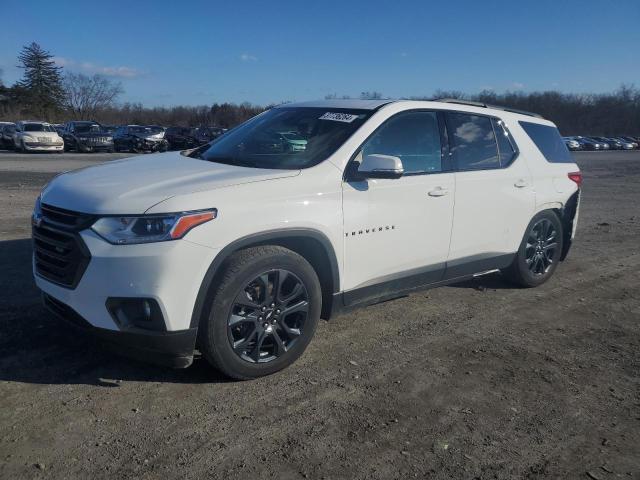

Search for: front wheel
xmin=199 ymin=245 xmax=321 ymax=380
xmin=502 ymin=210 xmax=563 ymax=288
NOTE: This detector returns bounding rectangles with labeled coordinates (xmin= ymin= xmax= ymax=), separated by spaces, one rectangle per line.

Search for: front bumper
xmin=35 ymin=229 xmax=221 ymax=367
xmin=24 ymin=142 xmax=64 ymax=151
xmin=44 ymin=293 xmax=198 ymax=367
xmin=77 ymin=139 xmax=114 ymax=151
xmin=137 ymin=139 xmax=167 ymax=151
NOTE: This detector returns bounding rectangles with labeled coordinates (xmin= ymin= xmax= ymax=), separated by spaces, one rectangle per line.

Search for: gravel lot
xmin=0 ymin=150 xmax=638 ymax=479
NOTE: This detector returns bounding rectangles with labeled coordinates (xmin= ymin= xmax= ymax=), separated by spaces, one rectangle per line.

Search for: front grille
xmin=33 ymin=204 xmax=95 ymax=289
xmin=40 ymin=204 xmax=95 ymax=230
xmin=85 ymin=137 xmax=110 ymax=144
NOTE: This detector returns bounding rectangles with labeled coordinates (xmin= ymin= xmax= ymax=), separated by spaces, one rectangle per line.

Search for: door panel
xmin=342 ymin=172 xmax=455 ymax=295
xmin=341 ymin=110 xmax=457 ymax=301
xmin=446 ymin=113 xmax=536 ymax=265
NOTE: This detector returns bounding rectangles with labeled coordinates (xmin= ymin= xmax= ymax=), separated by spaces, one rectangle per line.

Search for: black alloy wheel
xmin=227 ymin=269 xmax=309 ymax=364
xmin=502 ymin=210 xmax=564 ymax=287
xmin=525 ymin=218 xmax=558 ymax=276
xmin=199 ymin=245 xmax=321 ymax=380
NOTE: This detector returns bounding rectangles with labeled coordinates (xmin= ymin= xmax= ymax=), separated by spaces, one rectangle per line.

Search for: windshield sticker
xmin=319 ymin=112 xmax=360 ymax=123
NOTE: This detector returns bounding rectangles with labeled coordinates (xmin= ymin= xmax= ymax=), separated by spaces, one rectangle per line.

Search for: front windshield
xmin=75 ymin=123 xmax=102 ymax=133
xmin=24 ymin=123 xmax=54 ymax=132
xmin=193 ymin=107 xmax=373 ymax=169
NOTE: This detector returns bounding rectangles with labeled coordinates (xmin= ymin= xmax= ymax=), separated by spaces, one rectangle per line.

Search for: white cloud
xmin=511 ymin=82 xmax=525 ymax=90
xmin=240 ymin=53 xmax=258 ymax=62
xmin=52 ymin=56 xmax=73 ymax=67
xmin=53 ymin=56 xmax=142 ymax=78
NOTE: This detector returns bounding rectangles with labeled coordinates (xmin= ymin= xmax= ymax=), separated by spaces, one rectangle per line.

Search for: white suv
xmin=14 ymin=121 xmax=64 ymax=152
xmin=33 ymin=99 xmax=581 ymax=379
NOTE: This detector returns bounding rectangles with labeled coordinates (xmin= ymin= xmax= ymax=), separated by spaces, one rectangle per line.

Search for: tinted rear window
xmin=520 ymin=121 xmax=573 ymax=163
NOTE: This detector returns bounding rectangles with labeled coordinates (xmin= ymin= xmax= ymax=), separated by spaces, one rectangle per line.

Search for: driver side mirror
xmin=357 ymin=153 xmax=404 ymax=179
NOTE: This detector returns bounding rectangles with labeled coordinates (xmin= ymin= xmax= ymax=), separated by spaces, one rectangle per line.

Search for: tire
xmin=199 ymin=245 xmax=322 ymax=380
xmin=502 ymin=210 xmax=564 ymax=288
xmin=20 ymin=141 xmax=27 ymax=153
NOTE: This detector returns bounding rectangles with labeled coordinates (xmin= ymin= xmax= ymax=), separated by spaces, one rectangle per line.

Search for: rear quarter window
xmin=519 ymin=121 xmax=573 ymax=163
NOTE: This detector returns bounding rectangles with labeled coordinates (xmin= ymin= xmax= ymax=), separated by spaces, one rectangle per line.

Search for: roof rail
xmin=434 ymin=98 xmax=544 ymax=119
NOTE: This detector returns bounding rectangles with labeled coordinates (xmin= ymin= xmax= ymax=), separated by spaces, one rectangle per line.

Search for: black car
xmin=573 ymin=137 xmax=604 ymax=150
xmin=591 ymin=136 xmax=622 ymax=150
xmin=113 ymin=125 xmax=169 ymax=153
xmin=194 ymin=126 xmax=226 ymax=145
xmin=62 ymin=121 xmax=115 ymax=152
xmin=0 ymin=123 xmax=16 ymax=150
xmin=165 ymin=126 xmax=198 ymax=150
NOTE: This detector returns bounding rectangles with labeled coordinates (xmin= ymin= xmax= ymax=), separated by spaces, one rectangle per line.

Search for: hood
xmin=41 ymin=151 xmax=299 ymax=214
xmin=132 ymin=133 xmax=163 ymax=141
xmin=24 ymin=131 xmax=59 ymax=138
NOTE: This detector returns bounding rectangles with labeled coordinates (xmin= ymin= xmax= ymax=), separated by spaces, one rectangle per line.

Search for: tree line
xmin=1 ymin=42 xmax=639 ymax=134
xmin=408 ymin=87 xmax=640 ymax=136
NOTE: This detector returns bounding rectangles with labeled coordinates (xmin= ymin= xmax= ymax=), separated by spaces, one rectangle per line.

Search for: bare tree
xmin=64 ymin=73 xmax=123 ymax=119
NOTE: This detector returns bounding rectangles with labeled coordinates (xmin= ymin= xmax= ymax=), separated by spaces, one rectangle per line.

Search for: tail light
xmin=568 ymin=171 xmax=583 ymax=188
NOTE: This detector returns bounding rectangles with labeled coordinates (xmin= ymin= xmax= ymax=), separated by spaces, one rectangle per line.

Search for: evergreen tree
xmin=16 ymin=42 xmax=65 ymax=119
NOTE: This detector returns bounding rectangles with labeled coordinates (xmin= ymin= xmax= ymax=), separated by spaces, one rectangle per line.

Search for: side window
xmin=447 ymin=113 xmax=499 ymax=171
xmin=519 ymin=121 xmax=573 ymax=163
xmin=492 ymin=118 xmax=517 ymax=166
xmin=361 ymin=111 xmax=442 ymax=174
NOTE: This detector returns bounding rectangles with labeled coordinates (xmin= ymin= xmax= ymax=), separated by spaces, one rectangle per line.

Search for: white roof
xmin=276 ymin=99 xmax=393 ymax=110
xmin=274 ymin=98 xmax=547 ymax=122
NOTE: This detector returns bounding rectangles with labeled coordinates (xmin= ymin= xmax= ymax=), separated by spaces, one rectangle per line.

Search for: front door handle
xmin=514 ymin=179 xmax=529 ymax=188
xmin=428 ymin=187 xmax=449 ymax=197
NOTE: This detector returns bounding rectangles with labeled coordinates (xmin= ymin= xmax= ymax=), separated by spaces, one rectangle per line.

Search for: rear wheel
xmin=502 ymin=210 xmax=563 ymax=287
xmin=199 ymin=245 xmax=321 ymax=380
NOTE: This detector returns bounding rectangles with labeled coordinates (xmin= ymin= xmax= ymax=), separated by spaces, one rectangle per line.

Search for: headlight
xmin=32 ymin=194 xmax=43 ymax=226
xmin=91 ymin=209 xmax=217 ymax=245
xmin=78 ymin=137 xmax=89 ymax=141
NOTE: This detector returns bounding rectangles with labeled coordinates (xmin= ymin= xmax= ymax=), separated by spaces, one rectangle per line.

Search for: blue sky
xmin=1 ymin=0 xmax=638 ymax=106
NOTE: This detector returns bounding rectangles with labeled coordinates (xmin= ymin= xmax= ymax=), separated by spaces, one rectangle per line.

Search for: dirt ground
xmin=0 ymin=150 xmax=638 ymax=479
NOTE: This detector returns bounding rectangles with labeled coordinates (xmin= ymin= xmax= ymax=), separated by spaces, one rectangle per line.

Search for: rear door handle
xmin=428 ymin=187 xmax=449 ymax=197
xmin=514 ymin=179 xmax=529 ymax=188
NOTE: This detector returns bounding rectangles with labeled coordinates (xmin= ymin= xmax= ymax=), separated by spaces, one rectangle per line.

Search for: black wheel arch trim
xmin=189 ymin=228 xmax=340 ymax=329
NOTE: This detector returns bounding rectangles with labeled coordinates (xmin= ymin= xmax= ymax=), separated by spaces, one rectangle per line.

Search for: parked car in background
xmin=165 ymin=126 xmax=198 ymax=150
xmin=62 ymin=121 xmax=115 ymax=153
xmin=615 ymin=136 xmax=639 ymax=149
xmin=0 ymin=123 xmax=16 ymax=150
xmin=563 ymin=137 xmax=581 ymax=150
xmin=572 ymin=136 xmax=604 ymax=150
xmin=194 ymin=126 xmax=226 ymax=145
xmin=13 ymin=121 xmax=64 ymax=153
xmin=113 ymin=125 xmax=169 ymax=153
xmin=591 ymin=136 xmax=622 ymax=150
xmin=587 ymin=137 xmax=610 ymax=149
